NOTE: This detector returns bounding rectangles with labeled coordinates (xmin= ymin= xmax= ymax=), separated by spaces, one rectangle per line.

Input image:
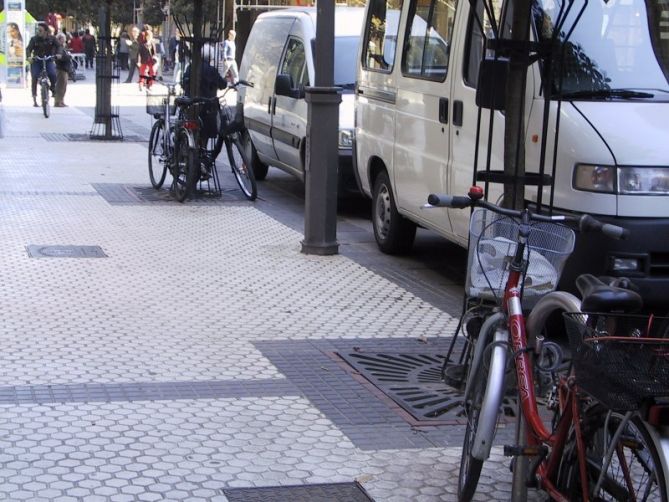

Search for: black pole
xmin=301 ymin=1 xmax=340 ymax=255
xmin=190 ymin=0 xmax=204 ymax=101
xmin=503 ymin=0 xmax=531 ymax=210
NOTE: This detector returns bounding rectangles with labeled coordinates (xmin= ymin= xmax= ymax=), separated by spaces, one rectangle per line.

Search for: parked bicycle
xmin=33 ymin=55 xmax=55 ymax=118
xmin=147 ymin=80 xmax=256 ymax=202
xmin=426 ymin=187 xmax=668 ymax=501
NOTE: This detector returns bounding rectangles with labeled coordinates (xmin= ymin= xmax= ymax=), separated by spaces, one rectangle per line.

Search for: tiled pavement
xmin=0 ymin=77 xmax=538 ymax=501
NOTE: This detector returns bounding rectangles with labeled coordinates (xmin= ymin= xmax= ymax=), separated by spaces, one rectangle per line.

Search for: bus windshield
xmin=533 ymin=0 xmax=669 ymax=98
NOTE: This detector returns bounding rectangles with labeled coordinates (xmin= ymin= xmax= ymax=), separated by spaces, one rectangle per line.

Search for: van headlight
xmin=573 ymin=164 xmax=669 ymax=194
xmin=618 ymin=167 xmax=669 ymax=194
xmin=338 ymin=129 xmax=353 ymax=148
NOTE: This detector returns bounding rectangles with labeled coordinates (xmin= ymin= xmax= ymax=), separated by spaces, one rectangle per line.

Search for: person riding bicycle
xmin=26 ymin=22 xmax=59 ymax=108
xmin=182 ymin=44 xmax=227 ymax=142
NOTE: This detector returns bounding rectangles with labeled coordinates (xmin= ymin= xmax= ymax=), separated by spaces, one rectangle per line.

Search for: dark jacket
xmin=55 ymin=46 xmax=72 ymax=72
xmin=138 ymin=41 xmax=156 ymax=65
xmin=83 ymin=34 xmax=96 ymax=56
xmin=183 ymin=61 xmax=226 ymax=98
xmin=26 ymin=34 xmax=59 ymax=58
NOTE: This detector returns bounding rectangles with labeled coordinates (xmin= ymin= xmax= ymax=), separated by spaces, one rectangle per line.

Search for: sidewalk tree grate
xmin=92 ymin=183 xmax=251 ymax=205
xmin=41 ymin=132 xmax=146 ymax=142
xmin=222 ymin=482 xmax=374 ymax=501
xmin=336 ymin=351 xmax=516 ymax=423
xmin=26 ymin=245 xmax=108 ymax=258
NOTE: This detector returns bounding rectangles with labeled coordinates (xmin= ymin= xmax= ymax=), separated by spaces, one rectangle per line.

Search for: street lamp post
xmin=301 ymin=1 xmax=340 ymax=256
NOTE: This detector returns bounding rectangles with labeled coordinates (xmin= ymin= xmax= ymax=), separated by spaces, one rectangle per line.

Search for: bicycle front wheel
xmin=148 ymin=120 xmax=168 ymax=189
xmin=558 ymin=404 xmax=668 ymax=501
xmin=459 ymin=325 xmax=508 ymax=502
xmin=226 ymin=134 xmax=257 ymax=201
xmin=41 ymin=81 xmax=50 ymax=118
xmin=173 ymin=129 xmax=198 ymax=202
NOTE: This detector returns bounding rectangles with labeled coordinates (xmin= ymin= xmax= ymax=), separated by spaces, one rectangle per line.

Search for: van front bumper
xmin=337 ymin=148 xmax=360 ymax=196
xmin=559 ymin=215 xmax=669 ymax=310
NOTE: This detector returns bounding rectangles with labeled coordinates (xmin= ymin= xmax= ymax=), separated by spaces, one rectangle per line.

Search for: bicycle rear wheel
xmin=173 ymin=129 xmax=198 ymax=202
xmin=41 ymin=81 xmax=50 ymax=118
xmin=226 ymin=134 xmax=257 ymax=201
xmin=558 ymin=404 xmax=667 ymax=501
xmin=148 ymin=120 xmax=168 ymax=189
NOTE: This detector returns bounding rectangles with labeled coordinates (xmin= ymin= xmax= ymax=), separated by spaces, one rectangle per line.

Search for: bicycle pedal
xmin=504 ymin=445 xmax=548 ymax=457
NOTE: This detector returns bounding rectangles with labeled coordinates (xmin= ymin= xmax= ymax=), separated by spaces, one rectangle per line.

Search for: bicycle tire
xmin=459 ymin=324 xmax=508 ymax=502
xmin=557 ymin=404 xmax=668 ymax=501
xmin=226 ymin=133 xmax=257 ymax=201
xmin=41 ymin=81 xmax=50 ymax=118
xmin=173 ymin=129 xmax=197 ymax=202
xmin=148 ymin=120 xmax=168 ymax=189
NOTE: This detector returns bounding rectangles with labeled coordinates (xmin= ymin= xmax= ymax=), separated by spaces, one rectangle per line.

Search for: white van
xmin=238 ymin=7 xmax=365 ymax=194
xmin=354 ymin=0 xmax=669 ymax=306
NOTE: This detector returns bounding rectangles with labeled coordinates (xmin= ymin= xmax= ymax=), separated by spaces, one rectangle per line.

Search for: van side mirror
xmin=475 ymin=58 xmax=508 ymax=111
xmin=275 ymin=73 xmax=305 ymax=99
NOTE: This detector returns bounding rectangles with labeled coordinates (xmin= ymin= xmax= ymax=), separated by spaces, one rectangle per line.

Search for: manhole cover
xmin=337 ymin=352 xmax=516 ymax=424
xmin=26 ymin=245 xmax=107 ymax=258
xmin=223 ymin=482 xmax=373 ymax=502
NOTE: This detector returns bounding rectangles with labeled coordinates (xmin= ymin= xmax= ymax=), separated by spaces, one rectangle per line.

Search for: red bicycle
xmin=428 ymin=186 xmax=669 ymax=501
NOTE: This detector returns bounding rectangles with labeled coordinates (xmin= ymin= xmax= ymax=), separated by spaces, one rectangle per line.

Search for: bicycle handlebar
xmin=426 ymin=188 xmax=629 ymax=240
xmin=174 ymin=80 xmax=254 ymax=109
xmin=33 ymin=55 xmax=55 ymax=61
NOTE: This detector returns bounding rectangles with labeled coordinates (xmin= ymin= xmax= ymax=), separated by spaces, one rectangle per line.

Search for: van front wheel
xmin=372 ymin=171 xmax=416 ymax=254
xmin=243 ymin=131 xmax=269 ymax=181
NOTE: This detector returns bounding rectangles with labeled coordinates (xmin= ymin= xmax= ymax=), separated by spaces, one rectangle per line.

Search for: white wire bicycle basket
xmin=466 ymin=208 xmax=576 ymax=307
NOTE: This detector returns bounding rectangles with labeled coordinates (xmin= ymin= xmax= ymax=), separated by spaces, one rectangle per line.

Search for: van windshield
xmin=533 ymin=0 xmax=669 ymax=100
xmin=334 ymin=36 xmax=359 ymax=89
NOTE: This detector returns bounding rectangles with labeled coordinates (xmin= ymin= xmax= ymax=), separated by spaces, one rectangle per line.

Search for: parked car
xmin=354 ymin=0 xmax=669 ymax=307
xmin=238 ymin=7 xmax=365 ymax=195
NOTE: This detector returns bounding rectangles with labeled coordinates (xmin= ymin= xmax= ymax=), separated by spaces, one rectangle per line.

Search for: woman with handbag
xmin=137 ymin=29 xmax=157 ymax=91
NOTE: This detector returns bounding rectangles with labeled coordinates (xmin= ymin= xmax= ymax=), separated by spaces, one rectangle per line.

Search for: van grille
xmin=650 ymin=252 xmax=669 ymax=277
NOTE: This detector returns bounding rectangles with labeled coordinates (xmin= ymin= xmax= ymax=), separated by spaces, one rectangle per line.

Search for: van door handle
xmin=272 ymin=98 xmax=277 ymax=115
xmin=439 ymin=97 xmax=448 ymax=124
xmin=267 ymin=97 xmax=272 ymax=115
xmin=453 ymin=100 xmax=464 ymax=127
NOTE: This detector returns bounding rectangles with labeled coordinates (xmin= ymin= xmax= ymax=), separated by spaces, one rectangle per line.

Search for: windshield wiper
xmin=338 ymin=83 xmax=356 ymax=90
xmin=559 ymin=89 xmax=654 ymax=100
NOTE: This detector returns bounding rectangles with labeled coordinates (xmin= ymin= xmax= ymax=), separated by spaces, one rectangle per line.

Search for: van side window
xmin=362 ymin=0 xmax=404 ymax=72
xmin=464 ymin=0 xmax=507 ymax=87
xmin=402 ymin=0 xmax=458 ymax=81
xmin=280 ymin=38 xmax=309 ymax=88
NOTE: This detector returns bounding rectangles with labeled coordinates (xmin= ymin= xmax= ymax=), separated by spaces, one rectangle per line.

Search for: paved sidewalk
xmin=0 ymin=80 xmax=524 ymax=501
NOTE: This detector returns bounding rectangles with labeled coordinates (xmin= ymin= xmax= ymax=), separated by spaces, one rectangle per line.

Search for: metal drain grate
xmin=223 ymin=482 xmax=374 ymax=502
xmin=26 ymin=245 xmax=107 ymax=258
xmin=92 ymin=183 xmax=250 ymax=205
xmin=41 ymin=133 xmax=146 ymax=142
xmin=336 ymin=352 xmax=516 ymax=424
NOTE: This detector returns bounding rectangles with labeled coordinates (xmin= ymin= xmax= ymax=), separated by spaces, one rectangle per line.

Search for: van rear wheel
xmin=372 ymin=171 xmax=416 ymax=254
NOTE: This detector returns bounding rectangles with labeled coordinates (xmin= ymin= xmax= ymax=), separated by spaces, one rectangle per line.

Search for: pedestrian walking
xmin=124 ymin=26 xmax=140 ymax=83
xmin=82 ymin=29 xmax=96 ymax=69
xmin=117 ymin=31 xmax=129 ymax=70
xmin=220 ymin=30 xmax=238 ymax=84
xmin=54 ymin=33 xmax=71 ymax=107
xmin=69 ymin=31 xmax=84 ymax=67
xmin=137 ymin=29 xmax=157 ymax=90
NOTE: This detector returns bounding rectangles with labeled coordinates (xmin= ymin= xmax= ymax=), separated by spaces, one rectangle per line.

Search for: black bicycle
xmin=172 ymin=80 xmax=256 ymax=201
xmin=34 ymin=55 xmax=55 ymax=118
xmin=147 ymin=80 xmax=256 ymax=202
